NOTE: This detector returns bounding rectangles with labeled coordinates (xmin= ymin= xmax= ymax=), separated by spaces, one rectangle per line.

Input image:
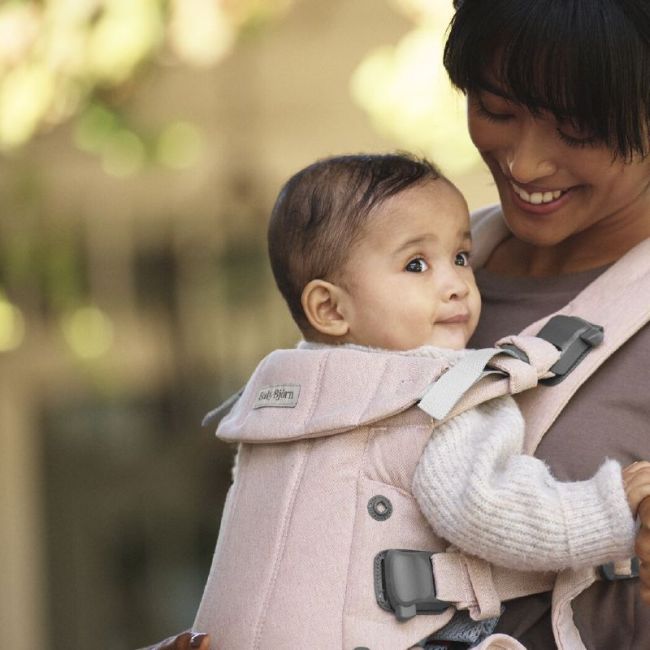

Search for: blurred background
xmin=0 ymin=1 xmax=498 ymax=648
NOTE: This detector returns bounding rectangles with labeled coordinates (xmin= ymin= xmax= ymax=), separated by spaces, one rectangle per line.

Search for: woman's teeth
xmin=511 ymin=181 xmax=565 ymax=205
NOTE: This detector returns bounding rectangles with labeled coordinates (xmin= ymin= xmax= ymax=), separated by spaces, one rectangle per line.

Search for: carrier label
xmin=254 ymin=384 xmax=301 ymax=409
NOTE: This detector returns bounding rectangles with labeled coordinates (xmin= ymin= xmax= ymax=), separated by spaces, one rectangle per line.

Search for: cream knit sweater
xmin=300 ymin=340 xmax=636 ymax=572
xmin=412 ymin=394 xmax=635 ymax=571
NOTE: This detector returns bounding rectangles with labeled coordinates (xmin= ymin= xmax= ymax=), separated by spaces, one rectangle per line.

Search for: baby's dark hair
xmin=268 ymin=153 xmax=442 ymax=333
xmin=445 ymin=0 xmax=650 ymax=160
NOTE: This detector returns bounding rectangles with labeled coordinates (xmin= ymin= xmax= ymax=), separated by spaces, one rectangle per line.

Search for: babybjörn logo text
xmin=254 ymin=384 xmax=301 ymax=409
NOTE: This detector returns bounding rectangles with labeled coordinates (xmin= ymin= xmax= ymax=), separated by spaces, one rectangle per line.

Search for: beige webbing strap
xmin=438 ymin=336 xmax=561 ymax=423
xmin=418 ymin=339 xmax=558 ymax=422
xmin=418 ymin=348 xmax=506 ymax=420
xmin=431 ymin=552 xmax=555 ymax=621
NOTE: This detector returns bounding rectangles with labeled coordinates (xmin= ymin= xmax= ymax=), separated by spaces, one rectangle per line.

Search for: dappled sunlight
xmin=61 ymin=305 xmax=115 ymax=359
xmin=352 ymin=0 xmax=480 ymax=175
xmin=156 ymin=121 xmax=203 ymax=170
xmin=0 ymin=294 xmax=25 ymax=352
xmin=0 ymin=0 xmax=295 ymax=153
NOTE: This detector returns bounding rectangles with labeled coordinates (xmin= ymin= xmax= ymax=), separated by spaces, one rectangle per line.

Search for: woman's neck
xmin=486 ymin=211 xmax=650 ymax=277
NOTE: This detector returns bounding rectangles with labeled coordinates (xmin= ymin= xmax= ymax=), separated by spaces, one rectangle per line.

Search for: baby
xmin=194 ymin=153 xmax=650 ymax=649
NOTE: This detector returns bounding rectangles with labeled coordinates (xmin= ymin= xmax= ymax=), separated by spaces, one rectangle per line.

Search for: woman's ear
xmin=301 ymin=279 xmax=350 ymax=338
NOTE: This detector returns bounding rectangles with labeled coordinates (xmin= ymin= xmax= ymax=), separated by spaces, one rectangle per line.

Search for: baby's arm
xmin=412 ymin=395 xmax=636 ymax=571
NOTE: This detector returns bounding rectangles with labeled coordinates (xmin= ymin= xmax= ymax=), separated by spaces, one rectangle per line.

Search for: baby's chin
xmin=359 ymin=328 xmax=471 ymax=352
xmin=389 ymin=336 xmax=468 ymax=352
xmin=424 ymin=329 xmax=472 ymax=351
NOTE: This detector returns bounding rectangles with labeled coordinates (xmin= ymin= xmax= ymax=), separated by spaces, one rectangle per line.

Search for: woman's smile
xmin=507 ymin=178 xmax=577 ymax=215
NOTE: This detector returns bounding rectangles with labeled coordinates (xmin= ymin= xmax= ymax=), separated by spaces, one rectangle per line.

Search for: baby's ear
xmin=301 ymin=279 xmax=349 ymax=338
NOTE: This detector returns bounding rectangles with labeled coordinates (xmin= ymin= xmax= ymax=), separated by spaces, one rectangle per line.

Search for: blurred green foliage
xmin=0 ymin=0 xmax=295 ymax=167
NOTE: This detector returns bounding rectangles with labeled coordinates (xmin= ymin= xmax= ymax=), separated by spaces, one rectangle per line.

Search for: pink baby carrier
xmin=194 ymin=206 xmax=650 ymax=649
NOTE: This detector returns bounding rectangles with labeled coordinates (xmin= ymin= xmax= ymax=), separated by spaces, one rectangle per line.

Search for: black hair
xmin=267 ymin=153 xmax=442 ymax=333
xmin=444 ymin=0 xmax=650 ymax=159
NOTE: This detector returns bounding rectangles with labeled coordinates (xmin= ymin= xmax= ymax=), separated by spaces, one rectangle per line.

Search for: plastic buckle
xmin=535 ymin=315 xmax=604 ymax=385
xmin=599 ymin=557 xmax=640 ymax=581
xmin=374 ymin=549 xmax=453 ymax=621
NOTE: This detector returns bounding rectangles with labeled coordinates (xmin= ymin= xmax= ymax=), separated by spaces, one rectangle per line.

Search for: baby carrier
xmin=194 ymin=206 xmax=650 ymax=649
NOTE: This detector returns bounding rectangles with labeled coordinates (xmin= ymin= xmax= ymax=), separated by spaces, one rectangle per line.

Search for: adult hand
xmin=622 ymin=461 xmax=650 ymax=514
xmin=142 ymin=631 xmax=210 ymax=650
xmin=636 ymin=496 xmax=650 ymax=606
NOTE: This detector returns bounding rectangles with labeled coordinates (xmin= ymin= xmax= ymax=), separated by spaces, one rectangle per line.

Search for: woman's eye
xmin=405 ymin=258 xmax=429 ymax=273
xmin=455 ymin=251 xmax=470 ymax=266
xmin=475 ymin=96 xmax=513 ymax=123
xmin=556 ymin=128 xmax=600 ymax=149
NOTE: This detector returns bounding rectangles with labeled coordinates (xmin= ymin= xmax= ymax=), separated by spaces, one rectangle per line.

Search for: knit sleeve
xmin=412 ymin=396 xmax=636 ymax=571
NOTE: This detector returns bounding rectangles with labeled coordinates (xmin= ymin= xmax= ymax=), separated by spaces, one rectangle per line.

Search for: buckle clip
xmin=536 ymin=315 xmax=604 ymax=385
xmin=374 ymin=549 xmax=453 ymax=621
xmin=599 ymin=557 xmax=640 ymax=581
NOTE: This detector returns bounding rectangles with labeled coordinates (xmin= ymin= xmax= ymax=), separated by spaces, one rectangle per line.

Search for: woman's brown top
xmin=470 ymin=266 xmax=650 ymax=649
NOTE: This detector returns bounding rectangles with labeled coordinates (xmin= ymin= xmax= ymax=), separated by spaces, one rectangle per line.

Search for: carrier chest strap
xmin=377 ymin=551 xmax=640 ymax=625
xmin=430 ymin=552 xmax=556 ymax=620
xmin=430 ymin=553 xmax=639 ymax=622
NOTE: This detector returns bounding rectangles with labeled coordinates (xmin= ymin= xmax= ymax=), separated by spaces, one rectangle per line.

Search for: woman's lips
xmin=510 ymin=180 xmax=565 ymax=204
xmin=508 ymin=180 xmax=576 ymax=214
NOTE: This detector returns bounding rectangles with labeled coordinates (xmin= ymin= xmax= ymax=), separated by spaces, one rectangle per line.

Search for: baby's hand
xmin=636 ymin=497 xmax=650 ymax=606
xmin=622 ymin=461 xmax=650 ymax=515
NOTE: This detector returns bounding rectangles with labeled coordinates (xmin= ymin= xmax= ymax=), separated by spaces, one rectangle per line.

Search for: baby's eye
xmin=455 ymin=251 xmax=470 ymax=266
xmin=405 ymin=257 xmax=429 ymax=273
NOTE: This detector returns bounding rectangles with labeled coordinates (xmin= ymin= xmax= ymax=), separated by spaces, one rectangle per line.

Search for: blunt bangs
xmin=444 ymin=0 xmax=650 ymax=159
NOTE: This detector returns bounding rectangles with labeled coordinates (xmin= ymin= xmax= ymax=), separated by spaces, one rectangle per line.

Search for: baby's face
xmin=338 ymin=179 xmax=481 ymax=351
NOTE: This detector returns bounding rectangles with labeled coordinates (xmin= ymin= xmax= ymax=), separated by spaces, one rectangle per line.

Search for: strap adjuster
xmin=501 ymin=315 xmax=603 ymax=386
xmin=374 ymin=549 xmax=453 ymax=621
xmin=537 ymin=315 xmax=603 ymax=385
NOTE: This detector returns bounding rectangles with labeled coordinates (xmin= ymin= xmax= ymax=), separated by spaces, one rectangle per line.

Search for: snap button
xmin=368 ymin=495 xmax=392 ymax=521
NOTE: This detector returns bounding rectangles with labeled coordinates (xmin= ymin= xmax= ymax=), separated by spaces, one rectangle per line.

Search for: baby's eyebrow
xmin=392 ymin=234 xmax=437 ymax=255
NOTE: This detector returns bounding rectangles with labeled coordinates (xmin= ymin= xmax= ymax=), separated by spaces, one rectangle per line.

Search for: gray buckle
xmin=500 ymin=315 xmax=603 ymax=386
xmin=538 ymin=315 xmax=603 ymax=385
xmin=374 ymin=549 xmax=453 ymax=621
xmin=599 ymin=557 xmax=640 ymax=581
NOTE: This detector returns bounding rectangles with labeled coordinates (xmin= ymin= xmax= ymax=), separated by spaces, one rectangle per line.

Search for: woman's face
xmin=467 ymin=88 xmax=650 ymax=251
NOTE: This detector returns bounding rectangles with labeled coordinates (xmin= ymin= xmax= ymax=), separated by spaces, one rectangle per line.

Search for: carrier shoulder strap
xmin=515 ymin=235 xmax=650 ymax=454
xmin=469 ymin=205 xmax=650 ymax=453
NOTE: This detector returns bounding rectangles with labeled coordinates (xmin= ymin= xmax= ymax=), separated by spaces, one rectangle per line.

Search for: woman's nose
xmin=506 ymin=122 xmax=558 ymax=183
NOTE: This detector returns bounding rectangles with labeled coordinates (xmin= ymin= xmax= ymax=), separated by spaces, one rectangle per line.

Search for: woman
xmin=444 ymin=0 xmax=650 ymax=646
xmin=151 ymin=0 xmax=650 ymax=647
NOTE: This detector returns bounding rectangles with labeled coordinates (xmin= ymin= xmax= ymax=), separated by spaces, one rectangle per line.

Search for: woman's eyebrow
xmin=476 ymin=80 xmax=558 ymax=115
xmin=475 ymin=80 xmax=514 ymax=101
